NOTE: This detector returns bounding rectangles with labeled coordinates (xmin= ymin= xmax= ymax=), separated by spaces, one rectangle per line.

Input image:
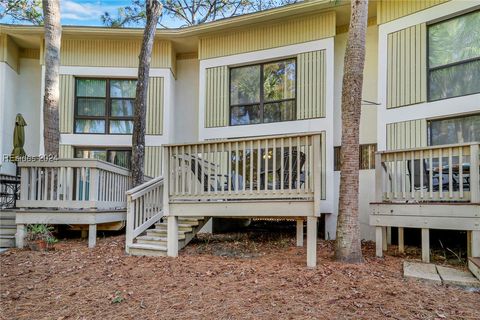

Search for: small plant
xmin=26 ymin=224 xmax=57 ymax=251
xmin=111 ymin=291 xmax=124 ymax=304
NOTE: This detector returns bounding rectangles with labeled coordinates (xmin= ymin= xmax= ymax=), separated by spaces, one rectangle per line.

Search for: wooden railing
xmin=164 ymin=132 xmax=325 ymax=202
xmin=375 ymin=143 xmax=480 ymax=203
xmin=125 ymin=176 xmax=164 ymax=249
xmin=17 ymin=159 xmax=132 ymax=209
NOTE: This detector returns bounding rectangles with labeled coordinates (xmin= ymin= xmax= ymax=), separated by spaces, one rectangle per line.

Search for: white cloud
xmin=61 ymin=0 xmax=119 ymax=22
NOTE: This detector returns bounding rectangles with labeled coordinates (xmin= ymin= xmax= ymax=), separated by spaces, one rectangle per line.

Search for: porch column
xmin=398 ymin=227 xmax=405 ymax=254
xmin=16 ymin=224 xmax=25 ymax=249
xmin=167 ymin=216 xmax=178 ymax=257
xmin=296 ymin=219 xmax=304 ymax=247
xmin=306 ymin=217 xmax=317 ymax=268
xmin=421 ymin=228 xmax=430 ymax=263
xmin=88 ymin=224 xmax=96 ymax=248
xmin=375 ymin=226 xmax=383 ymax=258
xmin=471 ymin=230 xmax=480 ymax=257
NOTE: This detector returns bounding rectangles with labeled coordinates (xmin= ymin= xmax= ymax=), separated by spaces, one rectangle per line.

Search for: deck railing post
xmin=162 ymin=146 xmax=170 ymax=215
xmin=375 ymin=153 xmax=383 ymax=202
xmin=125 ymin=195 xmax=134 ymax=253
xmin=470 ymin=144 xmax=479 ymax=203
xmin=89 ymin=168 xmax=99 ymax=204
xmin=313 ymin=134 xmax=322 ymax=216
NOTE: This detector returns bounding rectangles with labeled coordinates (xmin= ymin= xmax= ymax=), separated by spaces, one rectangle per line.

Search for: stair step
xmin=146 ymin=229 xmax=186 ymax=239
xmin=469 ymin=257 xmax=480 ymax=281
xmin=155 ymin=223 xmax=193 ymax=232
xmin=0 ymin=219 xmax=15 ymax=226
xmin=0 ymin=235 xmax=15 ymax=248
xmin=128 ymin=243 xmax=167 ymax=257
xmin=0 ymin=213 xmax=16 ymax=220
xmin=0 ymin=226 xmax=16 ymax=235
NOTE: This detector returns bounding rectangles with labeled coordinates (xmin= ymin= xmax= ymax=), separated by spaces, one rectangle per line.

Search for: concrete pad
xmin=437 ymin=266 xmax=480 ymax=289
xmin=403 ymin=261 xmax=442 ymax=284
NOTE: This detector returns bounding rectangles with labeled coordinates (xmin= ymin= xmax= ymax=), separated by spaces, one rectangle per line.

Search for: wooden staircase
xmin=127 ymin=216 xmax=210 ymax=256
xmin=0 ymin=211 xmax=16 ymax=248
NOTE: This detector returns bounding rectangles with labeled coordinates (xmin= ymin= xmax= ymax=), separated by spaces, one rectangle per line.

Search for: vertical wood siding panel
xmin=145 ymin=146 xmax=162 ymax=178
xmin=59 ymin=75 xmax=74 ymax=134
xmin=386 ymin=119 xmax=428 ymax=150
xmin=205 ymin=66 xmax=228 ymax=128
xmin=198 ymin=11 xmax=335 ymax=60
xmin=59 ymin=145 xmax=73 ymax=158
xmin=297 ymin=50 xmax=326 ymax=120
xmin=377 ymin=0 xmax=450 ymax=24
xmin=146 ymin=77 xmax=164 ymax=135
xmin=387 ymin=23 xmax=427 ymax=109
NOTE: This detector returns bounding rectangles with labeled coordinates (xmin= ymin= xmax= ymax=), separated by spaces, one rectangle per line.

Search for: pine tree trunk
xmin=132 ymin=0 xmax=161 ymax=187
xmin=335 ymin=0 xmax=369 ymax=263
xmin=42 ymin=0 xmax=61 ymax=156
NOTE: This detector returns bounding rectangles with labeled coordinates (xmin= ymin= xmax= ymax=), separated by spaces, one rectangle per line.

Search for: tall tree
xmin=131 ymin=0 xmax=162 ymax=186
xmin=0 ymin=0 xmax=43 ymax=24
xmin=335 ymin=0 xmax=369 ymax=263
xmin=42 ymin=0 xmax=61 ymax=156
xmin=102 ymin=0 xmax=297 ymax=28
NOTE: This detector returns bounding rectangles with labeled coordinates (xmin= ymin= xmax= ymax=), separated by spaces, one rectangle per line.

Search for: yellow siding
xmin=0 ymin=35 xmax=19 ymax=72
xmin=145 ymin=146 xmax=162 ymax=178
xmin=386 ymin=119 xmax=428 ymax=150
xmin=60 ymin=39 xmax=175 ymax=73
xmin=199 ymin=11 xmax=335 ymax=60
xmin=59 ymin=75 xmax=75 ymax=134
xmin=59 ymin=145 xmax=74 ymax=158
xmin=205 ymin=66 xmax=229 ymax=128
xmin=387 ymin=23 xmax=427 ymax=109
xmin=19 ymin=48 xmax=40 ymax=59
xmin=146 ymin=77 xmax=164 ymax=135
xmin=297 ymin=50 xmax=326 ymax=120
xmin=377 ymin=0 xmax=450 ymax=24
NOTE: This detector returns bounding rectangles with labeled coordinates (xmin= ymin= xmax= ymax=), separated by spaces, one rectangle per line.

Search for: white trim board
xmin=60 ymin=134 xmax=169 ymax=147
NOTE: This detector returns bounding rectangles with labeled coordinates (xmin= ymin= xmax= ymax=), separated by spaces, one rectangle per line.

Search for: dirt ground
xmin=0 ymin=232 xmax=479 ymax=320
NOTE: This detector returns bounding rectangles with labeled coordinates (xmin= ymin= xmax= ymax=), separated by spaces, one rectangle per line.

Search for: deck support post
xmin=88 ymin=224 xmax=96 ymax=248
xmin=375 ymin=226 xmax=383 ymax=257
xmin=16 ymin=224 xmax=25 ymax=249
xmin=471 ymin=230 xmax=480 ymax=257
xmin=421 ymin=228 xmax=430 ymax=263
xmin=398 ymin=227 xmax=404 ymax=253
xmin=387 ymin=227 xmax=392 ymax=245
xmin=306 ymin=217 xmax=317 ymax=267
xmin=167 ymin=216 xmax=178 ymax=257
xmin=382 ymin=227 xmax=387 ymax=251
xmin=296 ymin=219 xmax=304 ymax=247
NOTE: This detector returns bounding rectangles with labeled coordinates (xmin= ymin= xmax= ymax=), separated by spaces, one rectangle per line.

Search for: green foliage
xmin=26 ymin=224 xmax=57 ymax=244
xmin=102 ymin=0 xmax=298 ymax=28
xmin=111 ymin=291 xmax=125 ymax=304
xmin=0 ymin=0 xmax=43 ymax=25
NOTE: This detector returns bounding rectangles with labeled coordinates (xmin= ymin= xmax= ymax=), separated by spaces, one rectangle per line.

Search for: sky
xmin=61 ymin=0 xmax=138 ymax=26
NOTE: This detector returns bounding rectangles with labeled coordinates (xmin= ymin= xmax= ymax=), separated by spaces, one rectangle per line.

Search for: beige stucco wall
xmin=174 ymin=58 xmax=199 ymax=143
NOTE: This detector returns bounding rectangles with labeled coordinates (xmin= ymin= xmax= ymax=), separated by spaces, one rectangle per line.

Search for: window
xmin=75 ymin=78 xmax=136 ymax=134
xmin=428 ymin=114 xmax=480 ymax=146
xmin=428 ymin=10 xmax=480 ymax=101
xmin=359 ymin=144 xmax=377 ymax=170
xmin=333 ymin=144 xmax=377 ymax=171
xmin=230 ymin=59 xmax=296 ymax=125
xmin=74 ymin=148 xmax=132 ymax=169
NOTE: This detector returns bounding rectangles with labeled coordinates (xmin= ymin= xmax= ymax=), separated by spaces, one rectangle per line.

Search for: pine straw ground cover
xmin=0 ymin=232 xmax=479 ymax=320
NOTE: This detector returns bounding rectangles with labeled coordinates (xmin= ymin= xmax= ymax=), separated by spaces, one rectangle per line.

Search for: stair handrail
xmin=125 ymin=176 xmax=164 ymax=252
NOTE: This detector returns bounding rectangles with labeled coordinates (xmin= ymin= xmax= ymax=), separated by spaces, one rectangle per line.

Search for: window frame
xmin=228 ymin=58 xmax=297 ymax=126
xmin=74 ymin=77 xmax=136 ymax=135
xmin=426 ymin=9 xmax=480 ymax=102
xmin=427 ymin=113 xmax=480 ymax=146
xmin=74 ymin=147 xmax=132 ymax=169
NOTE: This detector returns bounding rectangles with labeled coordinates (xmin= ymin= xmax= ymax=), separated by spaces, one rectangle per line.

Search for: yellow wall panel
xmin=205 ymin=66 xmax=229 ymax=128
xmin=60 ymin=39 xmax=175 ymax=73
xmin=59 ymin=75 xmax=75 ymax=134
xmin=297 ymin=50 xmax=326 ymax=119
xmin=377 ymin=0 xmax=450 ymax=24
xmin=387 ymin=23 xmax=427 ymax=109
xmin=386 ymin=119 xmax=428 ymax=150
xmin=59 ymin=144 xmax=74 ymax=158
xmin=145 ymin=146 xmax=162 ymax=178
xmin=199 ymin=11 xmax=335 ymax=60
xmin=146 ymin=77 xmax=164 ymax=135
xmin=0 ymin=35 xmax=19 ymax=72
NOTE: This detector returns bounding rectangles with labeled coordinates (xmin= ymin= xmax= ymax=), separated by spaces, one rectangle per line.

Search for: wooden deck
xmin=15 ymin=159 xmax=132 ymax=248
xmin=125 ymin=132 xmax=326 ymax=267
xmin=370 ymin=143 xmax=480 ymax=262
